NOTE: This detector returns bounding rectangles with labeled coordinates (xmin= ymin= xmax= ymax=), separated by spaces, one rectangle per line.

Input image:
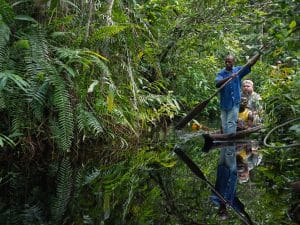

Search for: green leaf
xmin=0 ymin=134 xmax=16 ymax=147
xmin=50 ymin=0 xmax=59 ymax=10
xmin=59 ymin=63 xmax=76 ymax=78
xmin=0 ymin=71 xmax=29 ymax=92
xmin=14 ymin=39 xmax=30 ymax=49
xmin=14 ymin=15 xmax=38 ymax=23
xmin=0 ymin=19 xmax=11 ymax=42
xmin=82 ymin=50 xmax=108 ymax=62
xmin=107 ymin=90 xmax=114 ymax=112
xmin=103 ymin=192 xmax=111 ymax=220
xmin=289 ymin=20 xmax=296 ymax=29
xmin=0 ymin=137 xmax=3 ymax=147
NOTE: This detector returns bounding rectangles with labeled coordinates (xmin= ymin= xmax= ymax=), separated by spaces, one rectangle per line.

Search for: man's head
xmin=242 ymin=79 xmax=254 ymax=94
xmin=225 ymin=55 xmax=235 ymax=71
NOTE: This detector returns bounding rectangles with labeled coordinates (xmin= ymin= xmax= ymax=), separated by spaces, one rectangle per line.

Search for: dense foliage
xmin=0 ymin=0 xmax=299 ymax=224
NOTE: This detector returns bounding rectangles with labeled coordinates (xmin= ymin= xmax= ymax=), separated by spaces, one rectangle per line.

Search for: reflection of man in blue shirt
xmin=212 ymin=54 xmax=260 ymax=219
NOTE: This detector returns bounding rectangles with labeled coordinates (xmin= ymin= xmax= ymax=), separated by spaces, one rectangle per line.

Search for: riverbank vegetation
xmin=0 ymin=0 xmax=299 ymax=224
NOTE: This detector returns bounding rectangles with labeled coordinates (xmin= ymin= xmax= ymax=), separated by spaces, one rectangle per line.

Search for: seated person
xmin=237 ymin=97 xmax=253 ymax=131
xmin=241 ymin=80 xmax=263 ymax=125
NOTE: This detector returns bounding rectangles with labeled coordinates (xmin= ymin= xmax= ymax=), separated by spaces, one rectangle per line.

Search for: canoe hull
xmin=202 ymin=126 xmax=262 ymax=153
xmin=206 ymin=126 xmax=262 ymax=141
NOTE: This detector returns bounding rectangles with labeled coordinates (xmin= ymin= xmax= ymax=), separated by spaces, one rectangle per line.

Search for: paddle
xmin=174 ymin=52 xmax=261 ymax=130
xmin=174 ymin=147 xmax=254 ymax=225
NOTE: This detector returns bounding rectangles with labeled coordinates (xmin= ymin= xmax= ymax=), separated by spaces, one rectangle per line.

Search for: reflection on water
xmin=208 ymin=141 xmax=262 ymax=224
xmin=174 ymin=128 xmax=264 ymax=224
xmin=172 ymin=119 xmax=300 ymax=224
xmin=236 ymin=141 xmax=262 ymax=184
xmin=175 ymin=129 xmax=205 ymax=144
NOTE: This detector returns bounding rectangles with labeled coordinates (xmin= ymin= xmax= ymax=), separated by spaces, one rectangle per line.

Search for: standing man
xmin=212 ymin=53 xmax=260 ymax=219
xmin=216 ymin=54 xmax=259 ymax=134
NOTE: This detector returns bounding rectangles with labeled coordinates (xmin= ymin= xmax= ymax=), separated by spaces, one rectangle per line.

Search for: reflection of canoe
xmin=201 ymin=139 xmax=254 ymax=153
xmin=204 ymin=126 xmax=262 ymax=141
xmin=202 ymin=126 xmax=262 ymax=153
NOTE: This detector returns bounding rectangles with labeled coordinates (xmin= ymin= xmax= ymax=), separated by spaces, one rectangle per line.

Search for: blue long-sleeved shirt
xmin=216 ymin=65 xmax=251 ymax=110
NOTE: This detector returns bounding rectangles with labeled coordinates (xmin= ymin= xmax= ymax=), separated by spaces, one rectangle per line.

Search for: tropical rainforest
xmin=0 ymin=0 xmax=299 ymax=224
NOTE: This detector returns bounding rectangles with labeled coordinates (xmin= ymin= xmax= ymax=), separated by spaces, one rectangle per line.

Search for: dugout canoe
xmin=203 ymin=126 xmax=262 ymax=141
xmin=201 ymin=126 xmax=262 ymax=152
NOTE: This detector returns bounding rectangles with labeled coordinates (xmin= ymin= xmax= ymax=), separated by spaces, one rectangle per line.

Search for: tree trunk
xmin=84 ymin=0 xmax=94 ymax=43
xmin=106 ymin=0 xmax=114 ymax=25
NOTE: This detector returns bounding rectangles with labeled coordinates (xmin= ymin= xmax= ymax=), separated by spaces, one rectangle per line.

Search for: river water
xmin=168 ymin=124 xmax=298 ymax=225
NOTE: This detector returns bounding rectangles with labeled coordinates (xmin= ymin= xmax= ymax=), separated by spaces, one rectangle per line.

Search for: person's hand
xmin=231 ymin=73 xmax=238 ymax=79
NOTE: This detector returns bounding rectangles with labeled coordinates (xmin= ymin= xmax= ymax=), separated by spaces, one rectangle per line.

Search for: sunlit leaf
xmin=87 ymin=80 xmax=99 ymax=93
xmin=289 ymin=20 xmax=296 ymax=29
xmin=159 ymin=160 xmax=176 ymax=168
xmin=107 ymin=90 xmax=114 ymax=112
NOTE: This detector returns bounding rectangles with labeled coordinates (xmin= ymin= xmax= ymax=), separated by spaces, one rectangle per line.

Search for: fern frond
xmin=23 ymin=29 xmax=52 ymax=78
xmin=0 ymin=90 xmax=5 ymax=109
xmin=72 ymin=169 xmax=83 ymax=199
xmin=0 ymin=15 xmax=10 ymax=71
xmin=11 ymin=113 xmax=23 ymax=134
xmin=77 ymin=105 xmax=103 ymax=137
xmin=122 ymin=175 xmax=139 ymax=221
xmin=51 ymin=157 xmax=73 ymax=224
xmin=29 ymin=29 xmax=51 ymax=63
xmin=21 ymin=203 xmax=45 ymax=225
xmin=49 ymin=72 xmax=73 ymax=152
xmin=26 ymin=79 xmax=50 ymax=121
xmin=91 ymin=25 xmax=129 ymax=42
xmin=113 ymin=108 xmax=138 ymax=136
